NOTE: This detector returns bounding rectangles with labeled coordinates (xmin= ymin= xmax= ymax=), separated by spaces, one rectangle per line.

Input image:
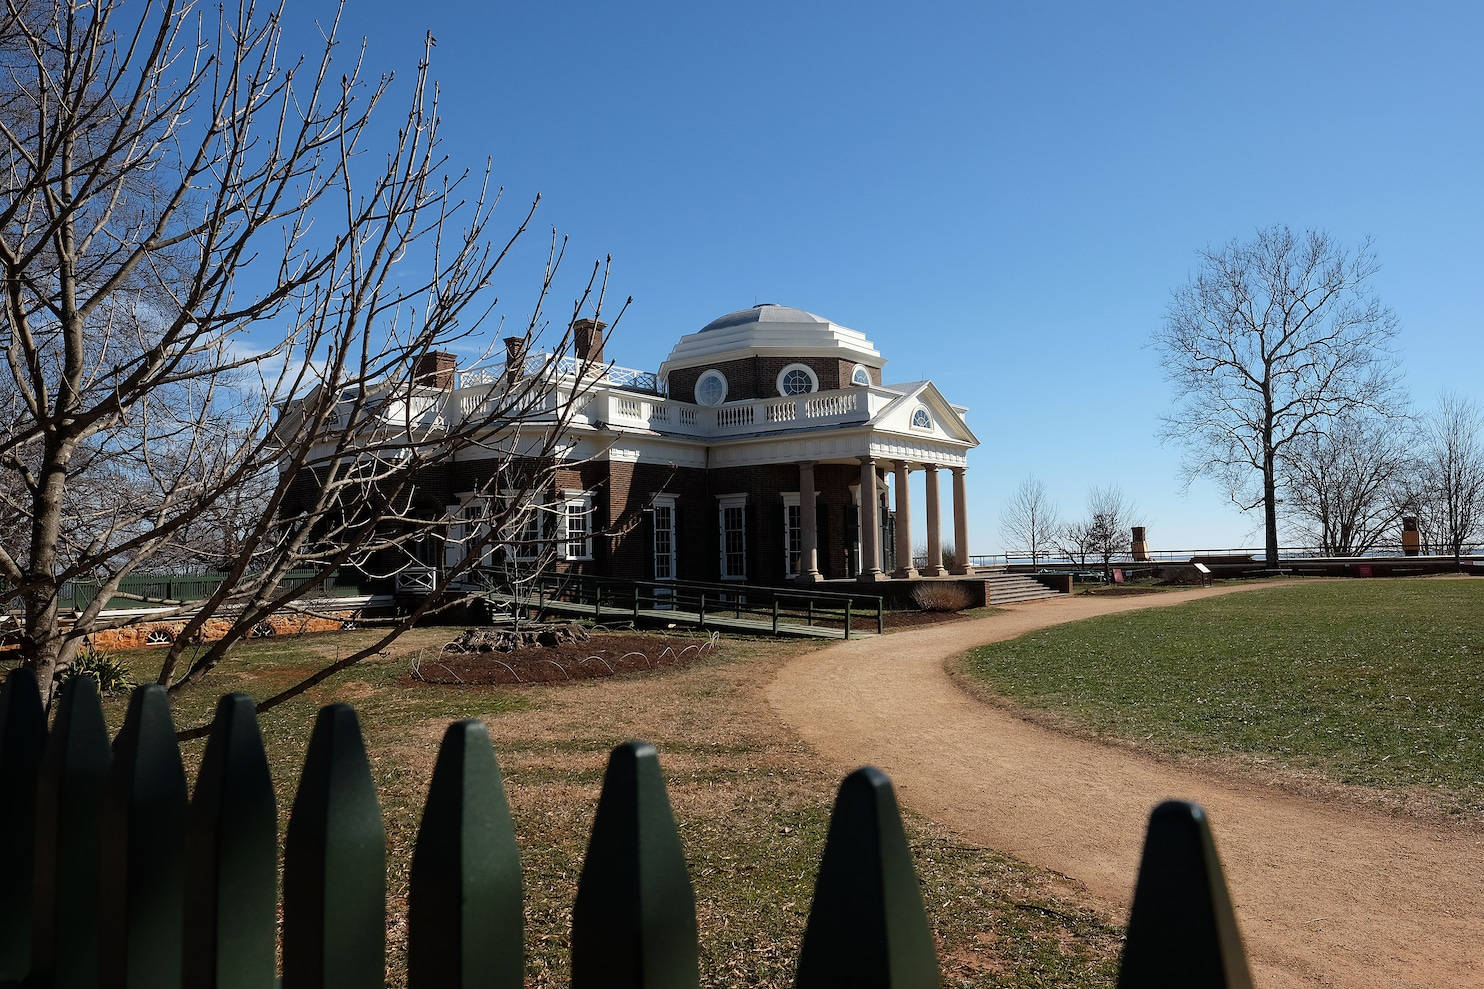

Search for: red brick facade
xmin=666 ymin=355 xmax=881 ymax=404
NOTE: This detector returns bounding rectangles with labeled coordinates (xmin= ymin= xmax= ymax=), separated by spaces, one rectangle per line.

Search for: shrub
xmin=56 ymin=642 xmax=136 ymax=695
xmin=910 ymin=581 xmax=979 ymax=613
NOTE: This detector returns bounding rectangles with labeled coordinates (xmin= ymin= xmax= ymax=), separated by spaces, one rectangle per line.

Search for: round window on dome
xmin=776 ymin=363 xmax=820 ymax=397
xmin=850 ymin=364 xmax=871 ymax=386
xmin=695 ymin=369 xmax=728 ymax=406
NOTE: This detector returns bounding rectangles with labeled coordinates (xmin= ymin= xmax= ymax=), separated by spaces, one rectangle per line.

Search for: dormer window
xmin=776 ymin=363 xmax=820 ymax=397
xmin=850 ymin=364 xmax=871 ymax=386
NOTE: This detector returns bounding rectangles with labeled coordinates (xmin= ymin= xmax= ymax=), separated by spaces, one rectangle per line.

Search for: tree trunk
xmin=1263 ymin=453 xmax=1280 ymax=569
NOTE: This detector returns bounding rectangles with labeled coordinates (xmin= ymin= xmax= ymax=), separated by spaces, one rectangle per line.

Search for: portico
xmin=790 ymin=455 xmax=973 ymax=584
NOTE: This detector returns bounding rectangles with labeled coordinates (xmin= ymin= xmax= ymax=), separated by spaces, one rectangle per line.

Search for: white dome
xmin=660 ymin=304 xmax=884 ymax=373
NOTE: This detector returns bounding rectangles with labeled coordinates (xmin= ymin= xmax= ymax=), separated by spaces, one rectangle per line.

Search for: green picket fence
xmin=0 ymin=667 xmax=1255 ymax=988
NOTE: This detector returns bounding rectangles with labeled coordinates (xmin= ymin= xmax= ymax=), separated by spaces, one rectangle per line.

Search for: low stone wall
xmin=86 ymin=610 xmax=357 ymax=651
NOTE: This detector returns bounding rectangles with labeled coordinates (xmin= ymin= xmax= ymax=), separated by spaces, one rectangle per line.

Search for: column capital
xmin=857 ymin=454 xmax=876 ymax=466
xmin=950 ymin=464 xmax=966 ymax=476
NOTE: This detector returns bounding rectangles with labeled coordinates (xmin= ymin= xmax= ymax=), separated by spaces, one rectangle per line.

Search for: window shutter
xmin=641 ymin=507 xmax=654 ymax=581
xmin=744 ymin=502 xmax=758 ymax=581
xmin=673 ymin=502 xmax=684 ymax=580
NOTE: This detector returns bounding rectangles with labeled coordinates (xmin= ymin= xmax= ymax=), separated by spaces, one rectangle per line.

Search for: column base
xmin=921 ymin=565 xmax=947 ymax=577
xmin=949 ymin=566 xmax=971 ymax=576
xmin=795 ymin=570 xmax=825 ymax=585
xmin=890 ymin=567 xmax=919 ymax=580
xmin=856 ymin=570 xmax=889 ymax=583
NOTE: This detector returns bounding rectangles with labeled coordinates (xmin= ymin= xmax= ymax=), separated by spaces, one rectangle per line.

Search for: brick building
xmin=313 ymin=304 xmax=979 ymax=587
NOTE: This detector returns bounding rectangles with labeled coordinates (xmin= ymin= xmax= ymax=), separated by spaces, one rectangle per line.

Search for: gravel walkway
xmin=765 ymin=584 xmax=1484 ymax=988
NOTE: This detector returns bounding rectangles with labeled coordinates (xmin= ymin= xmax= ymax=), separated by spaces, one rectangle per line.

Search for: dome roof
xmin=700 ymin=304 xmax=830 ymax=332
xmin=661 ymin=304 xmax=884 ymax=373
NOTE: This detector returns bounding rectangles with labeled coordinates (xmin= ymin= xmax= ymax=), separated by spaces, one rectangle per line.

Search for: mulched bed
xmin=407 ymin=631 xmax=722 ymax=685
xmin=1077 ymin=585 xmax=1166 ymax=597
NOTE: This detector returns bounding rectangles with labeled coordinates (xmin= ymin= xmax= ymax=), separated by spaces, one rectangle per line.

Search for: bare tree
xmin=1080 ymin=485 xmax=1138 ymax=580
xmin=1278 ymin=410 xmax=1413 ymax=555
xmin=999 ymin=476 xmax=1060 ymax=565
xmin=1056 ymin=521 xmax=1092 ymax=567
xmin=1405 ymin=394 xmax=1484 ymax=564
xmin=0 ymin=0 xmax=624 ymax=709
xmin=1156 ymin=226 xmax=1401 ymax=568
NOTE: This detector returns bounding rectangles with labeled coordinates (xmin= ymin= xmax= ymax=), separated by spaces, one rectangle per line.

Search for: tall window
xmin=784 ymin=501 xmax=802 ymax=577
xmin=718 ymin=495 xmax=747 ymax=579
xmin=564 ymin=494 xmax=593 ymax=560
xmin=653 ymin=498 xmax=676 ymax=579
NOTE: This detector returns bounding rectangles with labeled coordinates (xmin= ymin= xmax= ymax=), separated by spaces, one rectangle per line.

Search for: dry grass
xmin=102 ymin=625 xmax=1120 ymax=987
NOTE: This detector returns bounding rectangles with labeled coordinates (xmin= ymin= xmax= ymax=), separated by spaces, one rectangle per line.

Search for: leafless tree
xmin=1156 ymin=225 xmax=1401 ymax=568
xmin=1278 ymin=410 xmax=1413 ymax=555
xmin=1080 ymin=485 xmax=1138 ymax=580
xmin=1404 ymin=394 xmax=1484 ymax=564
xmin=0 ymin=0 xmax=624 ymax=710
xmin=1056 ymin=521 xmax=1092 ymax=567
xmin=999 ymin=475 xmax=1060 ymax=565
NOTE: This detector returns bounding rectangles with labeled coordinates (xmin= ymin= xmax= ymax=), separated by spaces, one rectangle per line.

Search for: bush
xmin=910 ymin=581 xmax=980 ymax=613
xmin=56 ymin=643 xmax=136 ymax=695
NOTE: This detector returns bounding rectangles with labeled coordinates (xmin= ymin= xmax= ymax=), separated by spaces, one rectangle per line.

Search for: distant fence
xmin=978 ymin=545 xmax=1484 ymax=568
xmin=57 ymin=570 xmax=358 ymax=613
xmin=0 ymin=668 xmax=1256 ymax=987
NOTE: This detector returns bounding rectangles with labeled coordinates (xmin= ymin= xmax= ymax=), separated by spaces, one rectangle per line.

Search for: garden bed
xmin=406 ymin=630 xmax=723 ymax=685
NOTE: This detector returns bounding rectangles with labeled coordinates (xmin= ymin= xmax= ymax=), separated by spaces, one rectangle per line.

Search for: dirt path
xmin=765 ymin=585 xmax=1484 ymax=988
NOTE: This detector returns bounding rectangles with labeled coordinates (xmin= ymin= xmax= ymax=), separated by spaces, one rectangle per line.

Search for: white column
xmin=951 ymin=466 xmax=971 ymax=575
xmin=857 ymin=456 xmax=885 ymax=581
xmin=892 ymin=460 xmax=917 ymax=578
xmin=797 ymin=460 xmax=822 ymax=583
xmin=922 ymin=465 xmax=945 ymax=577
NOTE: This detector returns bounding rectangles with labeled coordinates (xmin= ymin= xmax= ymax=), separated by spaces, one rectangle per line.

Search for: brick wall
xmin=667 ymin=356 xmax=879 ymax=404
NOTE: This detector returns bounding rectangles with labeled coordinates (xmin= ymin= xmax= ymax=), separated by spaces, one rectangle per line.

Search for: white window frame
xmin=910 ymin=405 xmax=933 ymax=431
xmin=782 ymin=492 xmax=803 ymax=578
xmin=850 ymin=363 xmax=872 ymax=387
xmin=717 ymin=493 xmax=748 ymax=581
xmin=776 ymin=362 xmax=820 ymax=397
xmin=695 ymin=369 xmax=728 ymax=406
xmin=652 ymin=494 xmax=677 ymax=581
xmin=562 ymin=490 xmax=594 ymax=561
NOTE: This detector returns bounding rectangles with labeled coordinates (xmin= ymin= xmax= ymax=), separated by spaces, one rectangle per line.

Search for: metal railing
xmin=497 ymin=571 xmax=887 ymax=638
xmin=0 ymin=669 xmax=1258 ymax=987
xmin=989 ymin=545 xmax=1484 ymax=567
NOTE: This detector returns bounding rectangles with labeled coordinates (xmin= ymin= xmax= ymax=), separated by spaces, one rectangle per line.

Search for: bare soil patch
xmin=405 ymin=630 xmax=722 ymax=685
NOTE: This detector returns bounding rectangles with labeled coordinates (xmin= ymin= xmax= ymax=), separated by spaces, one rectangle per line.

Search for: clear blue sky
xmin=305 ymin=0 xmax=1483 ymax=553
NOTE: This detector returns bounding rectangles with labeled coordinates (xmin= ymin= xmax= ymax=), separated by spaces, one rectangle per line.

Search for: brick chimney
xmin=1131 ymin=526 xmax=1150 ymax=561
xmin=411 ymin=350 xmax=456 ymax=389
xmin=573 ymin=318 xmax=606 ymax=365
xmin=1402 ymin=516 xmax=1420 ymax=556
xmin=503 ymin=335 xmax=527 ymax=383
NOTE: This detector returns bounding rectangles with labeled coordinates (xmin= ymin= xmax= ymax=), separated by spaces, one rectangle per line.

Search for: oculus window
xmin=776 ymin=363 xmax=820 ymax=397
xmin=695 ymin=369 xmax=728 ymax=406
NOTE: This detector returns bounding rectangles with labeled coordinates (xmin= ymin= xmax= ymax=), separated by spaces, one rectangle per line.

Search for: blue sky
xmin=302 ymin=0 xmax=1483 ymax=553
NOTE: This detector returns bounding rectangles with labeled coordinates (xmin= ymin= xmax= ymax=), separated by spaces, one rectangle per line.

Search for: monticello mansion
xmin=336 ymin=304 xmax=982 ymax=587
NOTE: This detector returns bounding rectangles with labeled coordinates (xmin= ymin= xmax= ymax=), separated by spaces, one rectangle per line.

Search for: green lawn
xmin=960 ymin=579 xmax=1484 ymax=816
xmin=87 ymin=626 xmax=1118 ymax=988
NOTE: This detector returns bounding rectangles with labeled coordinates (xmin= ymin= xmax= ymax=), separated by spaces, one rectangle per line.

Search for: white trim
xmin=717 ymin=493 xmax=748 ymax=581
xmin=562 ymin=492 xmax=594 ymax=561
xmin=776 ymin=363 xmax=820 ymax=397
xmin=651 ymin=493 xmax=677 ymax=581
xmin=694 ymin=368 xmax=728 ymax=406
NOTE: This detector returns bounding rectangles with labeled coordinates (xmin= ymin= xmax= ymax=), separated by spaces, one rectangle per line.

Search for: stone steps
xmin=981 ymin=572 xmax=1066 ymax=605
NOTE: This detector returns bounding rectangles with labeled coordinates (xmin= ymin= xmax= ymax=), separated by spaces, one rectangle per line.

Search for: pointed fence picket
xmin=0 ymin=669 xmax=1256 ymax=988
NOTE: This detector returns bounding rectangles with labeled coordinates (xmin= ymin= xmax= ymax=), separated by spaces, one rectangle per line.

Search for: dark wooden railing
xmin=0 ymin=668 xmax=1254 ymax=987
xmin=501 ymin=571 xmax=887 ymax=638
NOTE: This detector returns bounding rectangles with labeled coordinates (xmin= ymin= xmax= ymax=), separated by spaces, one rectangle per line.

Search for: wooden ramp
xmin=482 ymin=592 xmax=873 ymax=640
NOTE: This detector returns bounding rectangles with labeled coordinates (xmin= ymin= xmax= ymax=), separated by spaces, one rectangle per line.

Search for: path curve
xmin=766 ymin=585 xmax=1484 ymax=988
